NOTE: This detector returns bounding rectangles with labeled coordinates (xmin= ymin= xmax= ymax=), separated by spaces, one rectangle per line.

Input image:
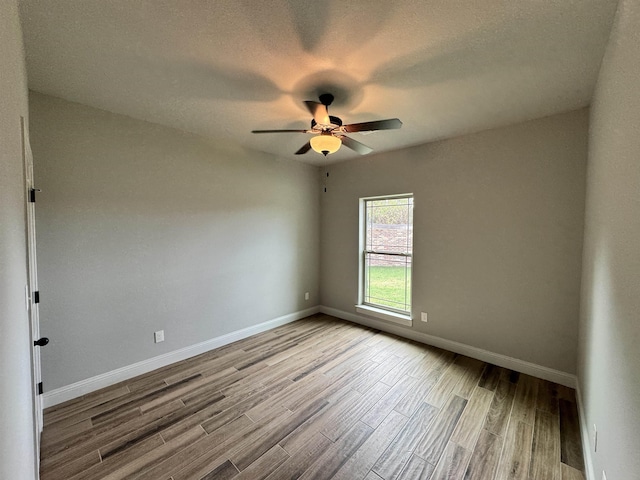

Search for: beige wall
xmin=30 ymin=92 xmax=320 ymax=390
xmin=321 ymin=109 xmax=588 ymax=374
xmin=0 ymin=0 xmax=38 ymax=478
xmin=578 ymin=0 xmax=640 ymax=478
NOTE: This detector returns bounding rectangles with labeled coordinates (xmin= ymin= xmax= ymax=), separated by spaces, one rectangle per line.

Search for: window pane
xmin=365 ymin=197 xmax=413 ymax=254
xmin=364 ymin=252 xmax=412 ymax=312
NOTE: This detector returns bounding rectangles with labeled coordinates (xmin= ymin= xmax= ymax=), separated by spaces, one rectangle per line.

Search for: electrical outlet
xmin=421 ymin=312 xmax=428 ymax=323
xmin=305 ymin=292 xmax=310 ymax=301
xmin=154 ymin=330 xmax=164 ymax=343
xmin=593 ymin=424 xmax=598 ymax=452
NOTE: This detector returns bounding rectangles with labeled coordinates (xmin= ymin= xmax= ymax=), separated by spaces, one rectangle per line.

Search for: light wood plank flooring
xmin=40 ymin=314 xmax=585 ymax=480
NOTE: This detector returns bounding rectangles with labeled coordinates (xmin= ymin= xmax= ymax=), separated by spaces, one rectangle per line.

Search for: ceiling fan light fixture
xmin=310 ymin=133 xmax=341 ymax=156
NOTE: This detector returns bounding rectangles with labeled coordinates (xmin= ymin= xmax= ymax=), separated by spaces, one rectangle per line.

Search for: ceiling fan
xmin=252 ymin=93 xmax=402 ymax=156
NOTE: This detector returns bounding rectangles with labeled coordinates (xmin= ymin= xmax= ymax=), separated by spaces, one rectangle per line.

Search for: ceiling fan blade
xmin=252 ymin=129 xmax=310 ymax=134
xmin=295 ymin=142 xmax=312 ymax=155
xmin=304 ymin=101 xmax=330 ymax=125
xmin=339 ymin=135 xmax=373 ymax=155
xmin=342 ymin=118 xmax=403 ymax=133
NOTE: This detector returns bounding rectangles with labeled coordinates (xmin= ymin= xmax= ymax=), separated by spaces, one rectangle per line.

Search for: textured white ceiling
xmin=19 ymin=0 xmax=618 ymax=166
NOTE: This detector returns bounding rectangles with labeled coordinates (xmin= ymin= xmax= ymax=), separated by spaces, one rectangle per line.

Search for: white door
xmin=22 ymin=116 xmax=44 ymax=466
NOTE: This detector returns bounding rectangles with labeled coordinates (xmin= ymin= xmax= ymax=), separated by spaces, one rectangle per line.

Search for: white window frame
xmin=356 ymin=193 xmax=413 ymax=326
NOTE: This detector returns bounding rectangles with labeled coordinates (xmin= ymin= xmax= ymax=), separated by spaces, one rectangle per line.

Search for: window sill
xmin=355 ymin=305 xmax=413 ymax=327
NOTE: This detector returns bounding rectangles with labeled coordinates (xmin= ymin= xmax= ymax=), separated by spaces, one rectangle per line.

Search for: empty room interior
xmin=1 ymin=1 xmax=639 ymax=479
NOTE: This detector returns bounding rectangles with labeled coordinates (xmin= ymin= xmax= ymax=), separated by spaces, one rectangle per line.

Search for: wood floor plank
xmin=372 ymin=402 xmax=440 ymax=480
xmin=233 ymin=445 xmax=289 ymax=480
xmin=422 ymin=361 xmax=466 ymax=409
xmin=278 ymin=387 xmax=361 ymax=455
xmin=170 ymin=407 xmax=293 ymax=480
xmin=43 ymin=381 xmax=128 ymax=416
xmin=452 ymin=357 xmax=486 ymax=399
xmin=40 ymin=418 xmax=93 ymax=451
xmin=536 ymin=379 xmax=560 ymax=415
xmin=365 ymin=472 xmax=385 ymax=480
xmin=231 ymin=352 xmax=316 ymax=394
xmin=71 ymin=433 xmax=165 ymax=480
xmin=333 ymin=410 xmax=409 ymax=480
xmin=530 ymin=409 xmax=561 ymax=480
xmin=500 ymin=369 xmax=520 ymax=384
xmin=414 ymin=395 xmax=468 ymax=465
xmin=510 ymin=374 xmax=538 ymax=425
xmin=390 ymin=337 xmax=432 ymax=359
xmin=494 ymin=420 xmax=533 ymax=480
xmin=484 ymin=380 xmax=517 ymax=437
xmin=403 ymin=347 xmax=445 ymax=380
xmin=180 ymin=363 xmax=240 ymax=389
xmin=370 ymin=337 xmax=404 ymax=364
xmin=561 ymin=463 xmax=586 ymax=480
xmin=463 ymin=429 xmax=503 ymax=480
xmin=292 ymin=333 xmax=374 ymax=381
xmin=188 ymin=378 xmax=291 ymax=435
xmin=477 ymin=364 xmax=503 ymax=392
xmin=395 ymin=352 xmax=428 ymax=379
xmin=450 ymin=386 xmax=494 ymax=450
xmin=199 ymin=459 xmax=239 ymax=480
xmin=392 ymin=374 xmax=438 ymax=418
xmin=180 ymin=371 xmax=254 ymax=408
xmin=430 ymin=441 xmax=472 ymax=480
xmin=427 ymin=350 xmax=457 ymax=377
xmin=265 ymin=324 xmax=345 ymax=367
xmin=40 ymin=450 xmax=101 ymax=480
xmin=264 ymin=432 xmax=332 ymax=480
xmin=42 ymin=399 xmax=186 ymax=470
xmin=39 ymin=316 xmax=586 ymax=480
xmin=135 ymin=349 xmax=216 ymax=382
xmin=210 ymin=363 xmax=272 ymax=398
xmin=161 ymin=350 xmax=246 ymax=386
xmin=557 ymin=385 xmax=577 ymax=402
xmin=229 ymin=397 xmax=329 ymax=471
xmin=397 ymin=454 xmax=436 ymax=480
xmin=133 ymin=414 xmax=255 ymax=480
xmin=299 ymin=421 xmax=374 ymax=479
xmin=245 ymin=372 xmax=330 ymax=422
xmin=361 ymin=375 xmax=419 ymax=429
xmin=320 ymin=341 xmax=378 ymax=377
xmin=43 ymin=386 xmax=131 ymax=427
xmin=101 ymin=426 xmax=206 ymax=480
xmin=66 ymin=374 xmax=202 ymax=430
xmin=319 ymin=381 xmax=390 ymax=442
xmin=559 ymin=399 xmax=585 ymax=471
xmin=353 ymin=355 xmax=404 ymax=394
xmin=379 ymin=354 xmax=420 ymax=386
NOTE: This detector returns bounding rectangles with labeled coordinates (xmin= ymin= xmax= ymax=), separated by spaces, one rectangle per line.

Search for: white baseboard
xmin=43 ymin=306 xmax=320 ymax=408
xmin=320 ymin=305 xmax=576 ymax=388
xmin=575 ymin=382 xmax=595 ymax=480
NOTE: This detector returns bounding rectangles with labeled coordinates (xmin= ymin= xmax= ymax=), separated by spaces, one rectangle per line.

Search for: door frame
xmin=22 ymin=115 xmax=43 ymax=470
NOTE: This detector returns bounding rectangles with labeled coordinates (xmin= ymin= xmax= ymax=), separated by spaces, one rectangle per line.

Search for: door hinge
xmin=34 ymin=291 xmax=40 ymax=304
xmin=37 ymin=382 xmax=43 ymax=395
xmin=29 ymin=188 xmax=41 ymax=203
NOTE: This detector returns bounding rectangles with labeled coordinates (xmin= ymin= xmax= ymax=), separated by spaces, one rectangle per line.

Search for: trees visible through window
xmin=362 ymin=195 xmax=413 ymax=315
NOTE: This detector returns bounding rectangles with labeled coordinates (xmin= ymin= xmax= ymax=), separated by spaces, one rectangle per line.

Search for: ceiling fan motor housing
xmin=311 ymin=116 xmax=343 ymax=130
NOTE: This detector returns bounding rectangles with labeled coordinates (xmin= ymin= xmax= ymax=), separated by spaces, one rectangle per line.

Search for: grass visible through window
xmin=366 ymin=266 xmax=411 ymax=312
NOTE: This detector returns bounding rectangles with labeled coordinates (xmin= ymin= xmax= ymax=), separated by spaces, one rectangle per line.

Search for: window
xmin=358 ymin=194 xmax=413 ymax=324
